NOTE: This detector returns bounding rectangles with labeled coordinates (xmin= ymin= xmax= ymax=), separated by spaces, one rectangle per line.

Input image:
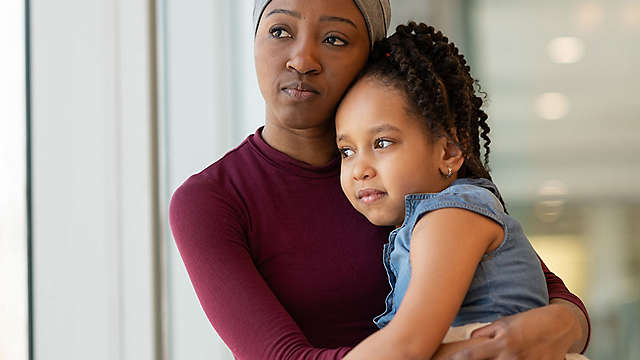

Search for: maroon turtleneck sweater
xmin=169 ymin=128 xmax=589 ymax=359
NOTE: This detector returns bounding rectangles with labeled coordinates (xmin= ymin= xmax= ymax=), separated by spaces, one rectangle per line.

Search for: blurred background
xmin=1 ymin=0 xmax=639 ymax=359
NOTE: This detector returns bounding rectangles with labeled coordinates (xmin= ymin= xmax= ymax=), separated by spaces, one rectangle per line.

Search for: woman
xmin=169 ymin=0 xmax=590 ymax=359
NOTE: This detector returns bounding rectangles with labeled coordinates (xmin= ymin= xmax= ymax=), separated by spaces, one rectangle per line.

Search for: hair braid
xmin=362 ymin=21 xmax=492 ymax=180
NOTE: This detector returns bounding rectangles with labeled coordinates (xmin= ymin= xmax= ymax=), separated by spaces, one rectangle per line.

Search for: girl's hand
xmin=445 ymin=299 xmax=588 ymax=360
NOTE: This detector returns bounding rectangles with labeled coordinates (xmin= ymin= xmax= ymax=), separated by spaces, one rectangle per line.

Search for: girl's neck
xmin=261 ymin=122 xmax=339 ymax=167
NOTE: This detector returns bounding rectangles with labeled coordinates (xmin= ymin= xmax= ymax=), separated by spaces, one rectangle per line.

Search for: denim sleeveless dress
xmin=373 ymin=178 xmax=549 ymax=328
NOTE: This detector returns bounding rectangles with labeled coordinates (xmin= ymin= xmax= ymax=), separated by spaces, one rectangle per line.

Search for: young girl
xmin=335 ymin=22 xmax=588 ymax=360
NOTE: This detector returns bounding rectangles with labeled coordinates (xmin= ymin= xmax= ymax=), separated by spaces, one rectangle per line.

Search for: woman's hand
xmin=444 ymin=299 xmax=588 ymax=360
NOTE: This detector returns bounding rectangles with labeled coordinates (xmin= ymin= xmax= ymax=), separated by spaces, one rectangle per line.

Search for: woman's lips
xmin=357 ymin=189 xmax=387 ymax=204
xmin=281 ymin=81 xmax=320 ymax=101
xmin=282 ymin=88 xmax=318 ymax=100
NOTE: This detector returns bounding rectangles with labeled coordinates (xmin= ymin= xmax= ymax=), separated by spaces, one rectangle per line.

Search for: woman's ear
xmin=438 ymin=138 xmax=464 ymax=177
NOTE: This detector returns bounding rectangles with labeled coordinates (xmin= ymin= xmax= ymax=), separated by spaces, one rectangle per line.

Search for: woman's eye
xmin=374 ymin=139 xmax=392 ymax=149
xmin=324 ymin=36 xmax=346 ymax=46
xmin=270 ymin=27 xmax=292 ymax=39
xmin=340 ymin=148 xmax=354 ymax=158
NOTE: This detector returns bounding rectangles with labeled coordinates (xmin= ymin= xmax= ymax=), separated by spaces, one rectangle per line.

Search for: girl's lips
xmin=357 ymin=189 xmax=387 ymax=204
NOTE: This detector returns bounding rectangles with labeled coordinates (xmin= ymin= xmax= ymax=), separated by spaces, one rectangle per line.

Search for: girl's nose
xmin=286 ymin=38 xmax=322 ymax=75
xmin=353 ymin=158 xmax=376 ymax=181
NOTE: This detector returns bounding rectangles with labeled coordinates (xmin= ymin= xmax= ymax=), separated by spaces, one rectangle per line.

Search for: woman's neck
xmin=261 ymin=122 xmax=339 ymax=167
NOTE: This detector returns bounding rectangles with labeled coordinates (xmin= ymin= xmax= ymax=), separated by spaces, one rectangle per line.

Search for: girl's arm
xmin=344 ymin=208 xmax=503 ymax=360
xmin=170 ymin=180 xmax=350 ymax=360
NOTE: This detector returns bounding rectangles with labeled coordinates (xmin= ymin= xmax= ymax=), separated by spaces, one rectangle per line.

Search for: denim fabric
xmin=373 ymin=178 xmax=549 ymax=328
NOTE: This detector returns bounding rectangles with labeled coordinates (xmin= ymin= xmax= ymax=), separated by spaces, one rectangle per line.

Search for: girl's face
xmin=336 ymin=77 xmax=451 ymax=226
xmin=254 ymin=0 xmax=370 ymax=131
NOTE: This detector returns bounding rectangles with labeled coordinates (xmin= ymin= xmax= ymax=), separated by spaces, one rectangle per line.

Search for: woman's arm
xmin=344 ymin=208 xmax=502 ymax=360
xmin=441 ymin=300 xmax=586 ymax=360
xmin=441 ymin=260 xmax=590 ymax=359
xmin=170 ymin=179 xmax=349 ymax=360
xmin=551 ymin=298 xmax=589 ymax=353
xmin=540 ymin=258 xmax=590 ymax=353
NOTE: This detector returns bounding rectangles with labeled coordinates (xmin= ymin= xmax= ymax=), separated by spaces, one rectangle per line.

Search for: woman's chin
xmin=270 ymin=110 xmax=333 ymax=130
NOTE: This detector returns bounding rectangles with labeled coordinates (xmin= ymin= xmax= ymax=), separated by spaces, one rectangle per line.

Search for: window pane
xmin=472 ymin=1 xmax=640 ymax=358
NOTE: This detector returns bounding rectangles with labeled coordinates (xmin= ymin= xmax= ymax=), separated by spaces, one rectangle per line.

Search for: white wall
xmin=31 ymin=0 xmax=156 ymax=359
xmin=0 ymin=1 xmax=28 ymax=359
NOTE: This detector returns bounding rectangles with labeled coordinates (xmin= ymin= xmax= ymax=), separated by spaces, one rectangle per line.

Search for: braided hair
xmin=362 ymin=22 xmax=492 ymax=180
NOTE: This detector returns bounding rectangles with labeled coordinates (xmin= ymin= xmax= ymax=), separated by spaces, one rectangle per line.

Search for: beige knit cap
xmin=252 ymin=0 xmax=391 ymax=47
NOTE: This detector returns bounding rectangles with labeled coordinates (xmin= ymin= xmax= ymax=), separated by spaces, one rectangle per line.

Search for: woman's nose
xmin=286 ymin=39 xmax=322 ymax=75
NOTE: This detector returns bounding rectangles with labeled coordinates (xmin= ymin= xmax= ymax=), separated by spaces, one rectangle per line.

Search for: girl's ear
xmin=438 ymin=138 xmax=464 ymax=177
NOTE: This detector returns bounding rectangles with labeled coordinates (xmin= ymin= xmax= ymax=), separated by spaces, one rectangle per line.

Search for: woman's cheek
xmin=254 ymin=43 xmax=281 ymax=94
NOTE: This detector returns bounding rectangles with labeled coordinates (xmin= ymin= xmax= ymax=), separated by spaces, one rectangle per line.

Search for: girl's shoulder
xmin=439 ymin=178 xmax=505 ymax=213
xmin=402 ymin=178 xmax=506 ymax=231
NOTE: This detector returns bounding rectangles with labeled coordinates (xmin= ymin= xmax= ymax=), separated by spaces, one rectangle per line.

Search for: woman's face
xmin=254 ymin=0 xmax=370 ymax=131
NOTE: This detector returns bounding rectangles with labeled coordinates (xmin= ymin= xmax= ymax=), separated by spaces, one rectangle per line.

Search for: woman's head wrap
xmin=252 ymin=0 xmax=391 ymax=48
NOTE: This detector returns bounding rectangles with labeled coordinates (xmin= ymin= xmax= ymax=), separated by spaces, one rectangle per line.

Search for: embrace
xmin=170 ymin=0 xmax=590 ymax=359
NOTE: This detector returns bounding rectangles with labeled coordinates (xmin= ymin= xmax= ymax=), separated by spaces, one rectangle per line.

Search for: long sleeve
xmin=169 ymin=179 xmax=351 ymax=360
xmin=539 ymin=256 xmax=591 ymax=352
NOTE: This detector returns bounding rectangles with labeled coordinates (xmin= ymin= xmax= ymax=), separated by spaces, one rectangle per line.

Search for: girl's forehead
xmin=338 ymin=79 xmax=410 ymax=122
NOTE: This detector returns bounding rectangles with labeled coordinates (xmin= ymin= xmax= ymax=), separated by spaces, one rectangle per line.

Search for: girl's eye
xmin=339 ymin=148 xmax=354 ymax=158
xmin=374 ymin=139 xmax=393 ymax=149
xmin=270 ymin=27 xmax=292 ymax=39
xmin=324 ymin=36 xmax=347 ymax=46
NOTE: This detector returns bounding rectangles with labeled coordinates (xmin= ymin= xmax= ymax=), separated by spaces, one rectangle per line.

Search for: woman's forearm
xmin=539 ymin=257 xmax=591 ymax=353
xmin=550 ymin=298 xmax=589 ymax=353
xmin=430 ymin=337 xmax=492 ymax=360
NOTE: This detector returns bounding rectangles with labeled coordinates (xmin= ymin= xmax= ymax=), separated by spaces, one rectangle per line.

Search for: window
xmin=0 ymin=0 xmax=29 ymax=359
